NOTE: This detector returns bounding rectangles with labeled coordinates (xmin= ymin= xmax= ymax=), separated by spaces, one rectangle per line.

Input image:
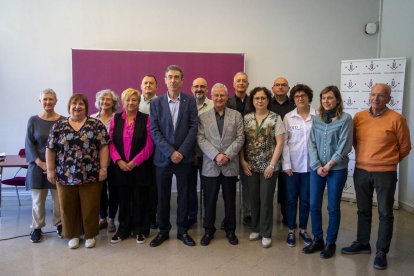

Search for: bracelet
xmin=268 ymin=164 xmax=275 ymax=169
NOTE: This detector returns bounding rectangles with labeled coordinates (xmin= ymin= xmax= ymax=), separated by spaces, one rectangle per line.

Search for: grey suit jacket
xmin=197 ymin=107 xmax=244 ymax=177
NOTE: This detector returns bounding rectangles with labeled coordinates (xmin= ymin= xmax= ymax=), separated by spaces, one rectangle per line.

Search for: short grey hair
xmin=211 ymin=83 xmax=228 ymax=95
xmin=95 ymin=89 xmax=120 ymax=113
xmin=40 ymin=88 xmax=57 ymax=100
xmin=165 ymin=65 xmax=184 ymax=78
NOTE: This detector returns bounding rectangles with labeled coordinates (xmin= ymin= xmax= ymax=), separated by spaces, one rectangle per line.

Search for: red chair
xmin=1 ymin=149 xmax=26 ymax=206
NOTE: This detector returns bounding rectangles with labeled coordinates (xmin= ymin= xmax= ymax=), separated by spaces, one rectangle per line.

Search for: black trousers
xmin=188 ymin=157 xmax=202 ymax=219
xmin=354 ymin=168 xmax=397 ymax=253
xmin=156 ymin=163 xmax=191 ymax=235
xmin=99 ymin=179 xmax=118 ymax=219
xmin=116 ymin=178 xmax=150 ymax=238
xmin=202 ymin=173 xmax=237 ymax=235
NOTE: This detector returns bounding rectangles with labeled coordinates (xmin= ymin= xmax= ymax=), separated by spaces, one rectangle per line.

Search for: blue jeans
xmin=310 ymin=168 xmax=347 ymax=244
xmin=285 ymin=172 xmax=310 ymax=230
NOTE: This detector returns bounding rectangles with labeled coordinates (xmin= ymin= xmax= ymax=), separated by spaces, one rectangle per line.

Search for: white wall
xmin=381 ymin=0 xmax=414 ymax=211
xmin=10 ymin=0 xmax=414 ymax=204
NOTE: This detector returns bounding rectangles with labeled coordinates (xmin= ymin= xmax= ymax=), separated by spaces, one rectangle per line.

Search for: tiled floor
xmin=0 ymin=192 xmax=413 ymax=276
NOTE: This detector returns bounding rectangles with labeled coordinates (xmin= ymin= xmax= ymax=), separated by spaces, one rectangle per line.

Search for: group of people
xmin=25 ymin=65 xmax=411 ymax=270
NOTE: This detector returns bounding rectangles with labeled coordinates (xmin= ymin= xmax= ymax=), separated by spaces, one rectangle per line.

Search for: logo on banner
xmin=344 ymin=97 xmax=356 ymax=106
xmin=364 ymin=79 xmax=374 ymax=89
xmin=388 ymin=96 xmax=399 ymax=107
xmin=388 ymin=78 xmax=400 ymax=89
xmin=344 ymin=80 xmax=356 ymax=89
xmin=387 ymin=59 xmax=402 ymax=70
xmin=365 ymin=61 xmax=379 ymax=71
xmin=344 ymin=62 xmax=357 ymax=72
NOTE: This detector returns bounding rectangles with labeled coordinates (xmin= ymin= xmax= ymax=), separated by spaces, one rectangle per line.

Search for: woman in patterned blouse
xmin=46 ymin=93 xmax=110 ymax=249
xmin=240 ymin=87 xmax=285 ymax=248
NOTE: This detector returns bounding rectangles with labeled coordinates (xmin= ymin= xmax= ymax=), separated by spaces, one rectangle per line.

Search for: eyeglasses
xmin=273 ymin=83 xmax=288 ymax=87
xmin=253 ymin=96 xmax=268 ymax=101
xmin=294 ymin=94 xmax=307 ymax=99
xmin=193 ymin=85 xmax=207 ymax=89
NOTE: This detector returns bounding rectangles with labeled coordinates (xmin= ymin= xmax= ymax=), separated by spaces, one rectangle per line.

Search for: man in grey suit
xmin=198 ymin=83 xmax=245 ymax=246
xmin=149 ymin=65 xmax=198 ymax=247
xmin=226 ymin=72 xmax=252 ymax=227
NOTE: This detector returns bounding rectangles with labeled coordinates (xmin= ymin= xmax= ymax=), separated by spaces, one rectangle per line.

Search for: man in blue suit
xmin=149 ymin=65 xmax=198 ymax=247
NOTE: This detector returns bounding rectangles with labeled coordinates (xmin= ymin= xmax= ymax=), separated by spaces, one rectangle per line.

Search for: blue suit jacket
xmin=150 ymin=92 xmax=198 ymax=167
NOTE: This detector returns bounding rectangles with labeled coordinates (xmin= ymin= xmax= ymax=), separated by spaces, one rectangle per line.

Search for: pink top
xmin=109 ymin=112 xmax=154 ymax=166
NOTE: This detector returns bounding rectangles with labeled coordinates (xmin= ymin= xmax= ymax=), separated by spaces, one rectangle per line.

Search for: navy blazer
xmin=150 ymin=92 xmax=198 ymax=167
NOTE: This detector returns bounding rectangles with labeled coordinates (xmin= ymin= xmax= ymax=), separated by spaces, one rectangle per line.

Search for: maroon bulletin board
xmin=72 ymin=49 xmax=245 ymax=114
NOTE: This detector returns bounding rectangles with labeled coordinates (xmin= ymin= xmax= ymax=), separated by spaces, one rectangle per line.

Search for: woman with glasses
xmin=240 ymin=87 xmax=285 ymax=248
xmin=282 ymin=84 xmax=315 ymax=248
xmin=303 ymin=86 xmax=353 ymax=259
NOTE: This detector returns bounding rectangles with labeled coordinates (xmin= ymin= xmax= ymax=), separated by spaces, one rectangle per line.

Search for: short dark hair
xmin=143 ymin=74 xmax=158 ymax=85
xmin=68 ymin=93 xmax=89 ymax=115
xmin=249 ymin=87 xmax=272 ymax=111
xmin=165 ymin=65 xmax=184 ymax=79
xmin=289 ymin=84 xmax=313 ymax=103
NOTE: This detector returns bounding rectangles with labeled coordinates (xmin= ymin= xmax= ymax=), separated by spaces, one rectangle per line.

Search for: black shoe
xmin=220 ymin=219 xmax=225 ymax=230
xmin=56 ymin=225 xmax=63 ymax=239
xmin=226 ymin=232 xmax=239 ymax=245
xmin=188 ymin=217 xmax=197 ymax=228
xmin=243 ymin=216 xmax=252 ymax=227
xmin=200 ymin=233 xmax=214 ymax=246
xmin=302 ymin=238 xmax=325 ymax=254
xmin=149 ymin=233 xmax=169 ymax=247
xmin=177 ymin=233 xmax=196 ymax=246
xmin=341 ymin=241 xmax=371 ymax=254
xmin=30 ymin=229 xmax=42 ymax=243
xmin=374 ymin=251 xmax=387 ymax=270
xmin=320 ymin=243 xmax=336 ymax=259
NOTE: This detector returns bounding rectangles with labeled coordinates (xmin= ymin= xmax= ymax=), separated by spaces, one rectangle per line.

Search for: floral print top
xmin=244 ymin=111 xmax=285 ymax=173
xmin=47 ymin=117 xmax=109 ymax=185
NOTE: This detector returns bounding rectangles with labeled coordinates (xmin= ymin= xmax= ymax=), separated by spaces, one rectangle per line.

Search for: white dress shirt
xmin=282 ymin=107 xmax=316 ymax=173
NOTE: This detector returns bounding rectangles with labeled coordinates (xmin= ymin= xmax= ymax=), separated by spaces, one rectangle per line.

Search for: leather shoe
xmin=200 ymin=233 xmax=214 ymax=246
xmin=177 ymin=233 xmax=196 ymax=246
xmin=320 ymin=243 xmax=336 ymax=259
xmin=302 ymin=238 xmax=325 ymax=254
xmin=226 ymin=232 xmax=239 ymax=245
xmin=149 ymin=233 xmax=169 ymax=247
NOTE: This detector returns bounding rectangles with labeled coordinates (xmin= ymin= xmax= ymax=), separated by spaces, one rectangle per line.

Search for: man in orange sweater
xmin=341 ymin=83 xmax=411 ymax=270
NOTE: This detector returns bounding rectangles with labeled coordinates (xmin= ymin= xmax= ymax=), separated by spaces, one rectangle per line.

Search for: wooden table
xmin=0 ymin=155 xmax=28 ymax=216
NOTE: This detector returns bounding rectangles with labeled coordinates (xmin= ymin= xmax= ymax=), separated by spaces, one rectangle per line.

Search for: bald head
xmin=191 ymin=77 xmax=208 ymax=102
xmin=272 ymin=77 xmax=290 ymax=98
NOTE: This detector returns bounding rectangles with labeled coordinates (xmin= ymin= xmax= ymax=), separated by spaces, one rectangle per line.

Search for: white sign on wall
xmin=340 ymin=57 xmax=406 ymax=207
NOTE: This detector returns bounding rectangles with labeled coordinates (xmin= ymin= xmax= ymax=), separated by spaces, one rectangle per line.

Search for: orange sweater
xmin=353 ymin=109 xmax=411 ymax=171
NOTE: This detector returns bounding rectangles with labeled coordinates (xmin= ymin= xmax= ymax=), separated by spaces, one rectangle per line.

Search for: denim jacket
xmin=308 ymin=112 xmax=353 ymax=171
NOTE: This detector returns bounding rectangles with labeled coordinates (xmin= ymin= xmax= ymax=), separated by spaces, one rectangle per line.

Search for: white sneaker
xmin=249 ymin=232 xmax=260 ymax=241
xmin=68 ymin=238 xmax=80 ymax=249
xmin=85 ymin=238 xmax=96 ymax=248
xmin=262 ymin=237 xmax=272 ymax=248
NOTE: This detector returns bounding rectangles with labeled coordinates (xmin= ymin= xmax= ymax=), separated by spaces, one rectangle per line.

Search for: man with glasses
xmin=149 ymin=65 xmax=198 ymax=247
xmin=226 ymin=72 xmax=252 ymax=227
xmin=341 ymin=83 xmax=411 ymax=270
xmin=198 ymin=83 xmax=244 ymax=246
xmin=270 ymin=77 xmax=295 ymax=225
xmin=188 ymin=77 xmax=214 ymax=227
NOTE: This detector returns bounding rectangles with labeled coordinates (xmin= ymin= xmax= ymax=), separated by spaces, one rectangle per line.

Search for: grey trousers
xmin=246 ymin=171 xmax=277 ymax=238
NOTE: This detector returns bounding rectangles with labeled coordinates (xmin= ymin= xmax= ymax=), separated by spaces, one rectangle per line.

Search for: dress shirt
xmin=167 ymin=93 xmax=180 ymax=130
xmin=139 ymin=94 xmax=157 ymax=115
xmin=197 ymin=97 xmax=214 ymax=115
xmin=282 ymin=108 xmax=316 ymax=172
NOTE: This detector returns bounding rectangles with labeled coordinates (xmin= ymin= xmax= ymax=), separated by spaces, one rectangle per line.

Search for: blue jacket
xmin=309 ymin=112 xmax=353 ymax=171
xmin=150 ymin=92 xmax=198 ymax=167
